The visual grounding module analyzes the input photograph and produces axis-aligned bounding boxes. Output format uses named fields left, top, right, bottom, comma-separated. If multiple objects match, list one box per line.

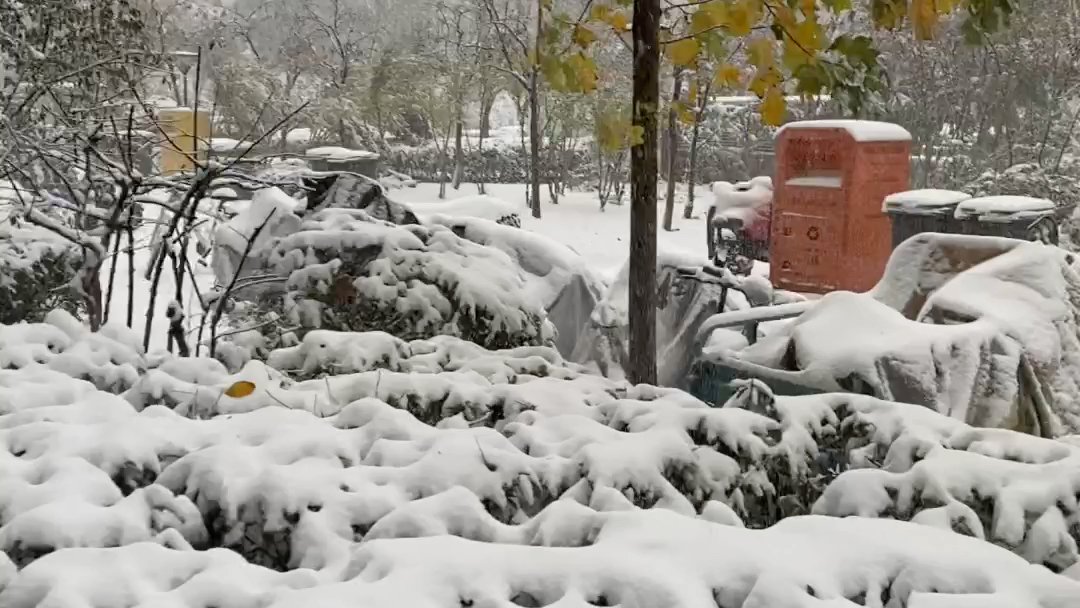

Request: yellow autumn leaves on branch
left=540, top=0, right=997, bottom=144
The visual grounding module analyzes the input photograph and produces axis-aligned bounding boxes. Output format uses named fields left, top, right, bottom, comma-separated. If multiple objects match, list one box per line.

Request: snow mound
left=406, top=194, right=525, bottom=227
left=424, top=216, right=605, bottom=355
left=4, top=319, right=1080, bottom=602
left=266, top=208, right=554, bottom=351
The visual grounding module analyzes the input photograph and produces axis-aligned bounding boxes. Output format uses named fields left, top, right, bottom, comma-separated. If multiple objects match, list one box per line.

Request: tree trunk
left=529, top=0, right=543, bottom=219
left=684, top=78, right=711, bottom=220
left=479, top=91, right=494, bottom=139
left=452, top=119, right=464, bottom=190
left=528, top=73, right=542, bottom=218
left=663, top=68, right=684, bottom=232
left=628, top=0, right=660, bottom=386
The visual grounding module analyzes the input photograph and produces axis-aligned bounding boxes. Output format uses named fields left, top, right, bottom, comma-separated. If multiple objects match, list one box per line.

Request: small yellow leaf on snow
left=224, top=380, right=256, bottom=398
left=666, top=38, right=700, bottom=67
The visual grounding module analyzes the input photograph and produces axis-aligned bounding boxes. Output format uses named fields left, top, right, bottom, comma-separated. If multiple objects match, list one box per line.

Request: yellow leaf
left=799, top=0, right=816, bottom=17
left=572, top=24, right=596, bottom=48
left=910, top=0, right=939, bottom=40
left=782, top=19, right=821, bottom=68
left=726, top=0, right=759, bottom=36
left=691, top=1, right=725, bottom=34
left=760, top=87, right=787, bottom=126
left=714, top=63, right=743, bottom=88
left=678, top=105, right=696, bottom=124
left=747, top=36, right=774, bottom=69
left=630, top=125, right=645, bottom=146
left=224, top=380, right=256, bottom=398
left=606, top=9, right=629, bottom=32
left=589, top=3, right=610, bottom=21
left=568, top=52, right=598, bottom=93
left=666, top=38, right=700, bottom=67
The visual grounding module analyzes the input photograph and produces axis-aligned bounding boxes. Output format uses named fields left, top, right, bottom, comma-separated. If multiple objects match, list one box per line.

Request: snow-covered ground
left=393, top=183, right=711, bottom=281
left=3, top=314, right=1080, bottom=607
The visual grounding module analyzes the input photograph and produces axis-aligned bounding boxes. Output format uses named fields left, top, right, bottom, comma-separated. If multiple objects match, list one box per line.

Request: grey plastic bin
left=954, top=195, right=1068, bottom=245
left=884, top=189, right=971, bottom=249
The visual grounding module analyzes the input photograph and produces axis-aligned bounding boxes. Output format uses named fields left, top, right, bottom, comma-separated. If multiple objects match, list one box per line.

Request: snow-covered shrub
left=266, top=208, right=554, bottom=352
left=0, top=221, right=82, bottom=325
left=5, top=317, right=1080, bottom=600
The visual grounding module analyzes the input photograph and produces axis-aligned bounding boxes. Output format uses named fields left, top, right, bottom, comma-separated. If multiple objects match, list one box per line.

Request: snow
left=286, top=128, right=313, bottom=145
left=778, top=119, right=913, bottom=142
left=404, top=193, right=525, bottom=223
left=393, top=184, right=710, bottom=280
left=2, top=326, right=1080, bottom=605
left=955, top=195, right=1056, bottom=221
left=306, top=147, right=379, bottom=160
left=884, top=189, right=972, bottom=213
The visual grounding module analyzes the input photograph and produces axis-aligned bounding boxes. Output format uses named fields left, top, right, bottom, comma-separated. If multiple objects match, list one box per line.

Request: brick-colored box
left=770, top=120, right=911, bottom=294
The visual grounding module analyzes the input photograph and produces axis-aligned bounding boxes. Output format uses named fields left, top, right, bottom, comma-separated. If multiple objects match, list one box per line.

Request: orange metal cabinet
left=770, top=120, right=911, bottom=294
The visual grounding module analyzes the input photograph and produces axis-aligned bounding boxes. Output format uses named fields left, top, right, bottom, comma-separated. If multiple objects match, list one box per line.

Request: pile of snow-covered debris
left=705, top=233, right=1080, bottom=437
left=208, top=185, right=604, bottom=363
left=2, top=311, right=1080, bottom=607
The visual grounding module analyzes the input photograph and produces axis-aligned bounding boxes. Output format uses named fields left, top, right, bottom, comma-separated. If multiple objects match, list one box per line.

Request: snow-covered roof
left=778, top=119, right=912, bottom=142
left=955, top=195, right=1055, bottom=220
left=883, top=189, right=972, bottom=214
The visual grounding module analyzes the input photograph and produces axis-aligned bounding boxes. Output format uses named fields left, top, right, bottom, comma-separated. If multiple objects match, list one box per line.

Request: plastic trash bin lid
left=955, top=195, right=1055, bottom=221
left=882, top=189, right=971, bottom=214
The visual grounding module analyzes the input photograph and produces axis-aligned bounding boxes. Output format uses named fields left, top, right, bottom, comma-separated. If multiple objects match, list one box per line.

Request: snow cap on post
left=777, top=119, right=912, bottom=143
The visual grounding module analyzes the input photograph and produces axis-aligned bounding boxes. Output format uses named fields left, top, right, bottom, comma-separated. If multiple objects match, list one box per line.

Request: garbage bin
left=305, top=147, right=381, bottom=178
left=954, top=195, right=1063, bottom=245
left=883, top=189, right=971, bottom=249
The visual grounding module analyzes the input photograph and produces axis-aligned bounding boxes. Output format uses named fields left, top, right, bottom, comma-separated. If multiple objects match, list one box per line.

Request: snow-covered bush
left=0, top=221, right=82, bottom=325
left=263, top=209, right=554, bottom=353
left=4, top=316, right=1080, bottom=604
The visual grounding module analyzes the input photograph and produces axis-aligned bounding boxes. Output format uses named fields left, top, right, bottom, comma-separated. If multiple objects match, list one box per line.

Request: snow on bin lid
left=882, top=189, right=971, bottom=214
left=777, top=119, right=912, bottom=142
left=955, top=195, right=1055, bottom=220
left=306, top=146, right=379, bottom=160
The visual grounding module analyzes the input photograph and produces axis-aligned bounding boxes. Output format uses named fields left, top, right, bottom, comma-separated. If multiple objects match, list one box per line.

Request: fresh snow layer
left=955, top=195, right=1056, bottom=220
left=2, top=313, right=1080, bottom=605
left=883, top=189, right=973, bottom=213
left=305, top=146, right=379, bottom=160
left=405, top=194, right=525, bottom=223
left=777, top=119, right=913, bottom=142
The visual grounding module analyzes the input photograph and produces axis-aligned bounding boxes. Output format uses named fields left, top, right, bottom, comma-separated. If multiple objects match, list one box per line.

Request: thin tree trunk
left=529, top=0, right=543, bottom=219
left=663, top=67, right=684, bottom=232
left=452, top=118, right=464, bottom=190
left=685, top=78, right=711, bottom=219
left=528, top=86, right=542, bottom=218
left=628, top=0, right=660, bottom=386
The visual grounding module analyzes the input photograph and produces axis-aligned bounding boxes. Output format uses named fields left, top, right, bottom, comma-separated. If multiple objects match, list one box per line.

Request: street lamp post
left=170, top=50, right=198, bottom=107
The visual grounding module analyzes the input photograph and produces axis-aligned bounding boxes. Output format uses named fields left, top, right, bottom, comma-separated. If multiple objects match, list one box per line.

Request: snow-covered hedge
left=264, top=208, right=554, bottom=352
left=0, top=221, right=82, bottom=325
left=3, top=317, right=1080, bottom=605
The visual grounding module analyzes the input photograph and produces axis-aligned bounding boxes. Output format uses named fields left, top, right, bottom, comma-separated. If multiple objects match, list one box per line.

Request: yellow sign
left=157, top=107, right=209, bottom=174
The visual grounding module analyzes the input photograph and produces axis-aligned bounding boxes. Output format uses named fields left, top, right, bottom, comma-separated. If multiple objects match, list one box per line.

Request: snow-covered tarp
left=706, top=233, right=1080, bottom=436
left=2, top=311, right=1080, bottom=605
left=424, top=215, right=605, bottom=357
